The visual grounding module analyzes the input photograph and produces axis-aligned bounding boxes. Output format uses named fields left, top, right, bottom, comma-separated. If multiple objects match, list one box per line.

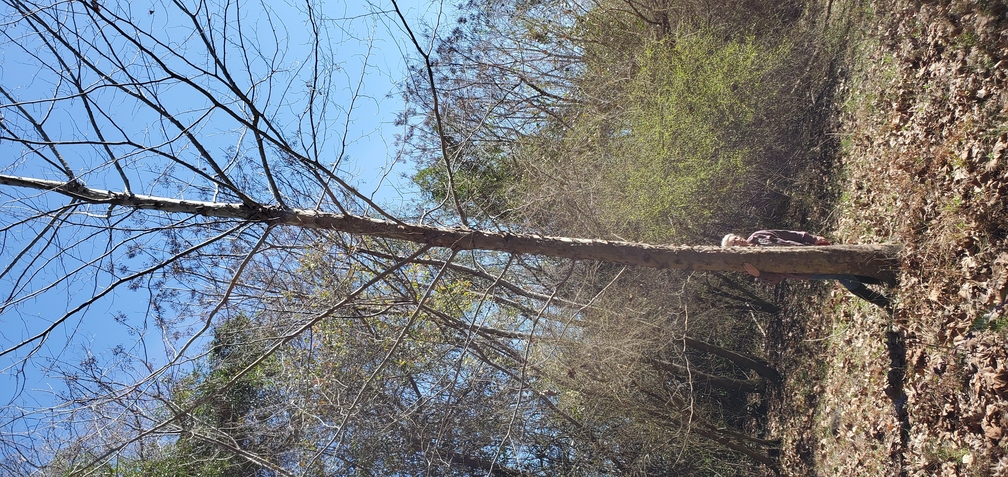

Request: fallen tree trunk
left=0, top=174, right=902, bottom=282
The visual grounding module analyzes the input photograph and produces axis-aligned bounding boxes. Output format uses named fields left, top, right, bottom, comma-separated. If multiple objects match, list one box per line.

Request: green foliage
left=41, top=315, right=279, bottom=477
left=111, top=446, right=232, bottom=477
left=148, top=314, right=280, bottom=477
left=453, top=1, right=833, bottom=472
left=413, top=146, right=519, bottom=220
left=513, top=27, right=796, bottom=242
left=601, top=33, right=787, bottom=240
left=359, top=0, right=845, bottom=472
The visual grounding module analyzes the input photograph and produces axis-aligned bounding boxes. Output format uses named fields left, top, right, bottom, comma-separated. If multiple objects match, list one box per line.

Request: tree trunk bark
left=646, top=357, right=766, bottom=393
left=709, top=272, right=781, bottom=314
left=682, top=336, right=782, bottom=383
left=0, top=174, right=901, bottom=281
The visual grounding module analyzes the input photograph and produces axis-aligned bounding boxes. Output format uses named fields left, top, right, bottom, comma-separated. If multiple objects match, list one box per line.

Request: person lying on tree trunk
left=721, top=230, right=892, bottom=310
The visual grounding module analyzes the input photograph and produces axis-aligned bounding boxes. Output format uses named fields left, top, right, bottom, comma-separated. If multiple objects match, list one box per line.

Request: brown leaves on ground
left=768, top=0, right=1008, bottom=475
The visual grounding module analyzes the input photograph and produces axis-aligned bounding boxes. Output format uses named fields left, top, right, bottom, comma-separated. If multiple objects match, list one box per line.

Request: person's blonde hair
left=721, top=234, right=745, bottom=247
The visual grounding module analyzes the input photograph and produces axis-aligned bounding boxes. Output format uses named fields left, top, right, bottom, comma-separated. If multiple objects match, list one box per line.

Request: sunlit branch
left=69, top=242, right=433, bottom=475
left=0, top=85, right=75, bottom=179
left=0, top=221, right=248, bottom=359
left=391, top=0, right=470, bottom=227
left=319, top=248, right=458, bottom=468
left=12, top=3, right=253, bottom=202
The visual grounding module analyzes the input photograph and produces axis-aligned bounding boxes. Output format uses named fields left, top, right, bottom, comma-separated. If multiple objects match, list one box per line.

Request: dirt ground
left=764, top=1, right=1008, bottom=475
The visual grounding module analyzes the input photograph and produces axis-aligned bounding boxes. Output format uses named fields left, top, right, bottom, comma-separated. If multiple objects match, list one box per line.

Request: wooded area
left=0, top=0, right=899, bottom=475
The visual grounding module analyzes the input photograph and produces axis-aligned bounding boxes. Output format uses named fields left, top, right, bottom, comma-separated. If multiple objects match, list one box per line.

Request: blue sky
left=0, top=0, right=451, bottom=456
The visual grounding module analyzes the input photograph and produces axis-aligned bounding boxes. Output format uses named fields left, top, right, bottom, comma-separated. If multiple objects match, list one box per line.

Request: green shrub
left=589, top=32, right=789, bottom=241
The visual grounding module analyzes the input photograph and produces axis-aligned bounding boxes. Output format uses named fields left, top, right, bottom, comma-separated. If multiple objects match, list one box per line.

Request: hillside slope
left=768, top=1, right=1008, bottom=475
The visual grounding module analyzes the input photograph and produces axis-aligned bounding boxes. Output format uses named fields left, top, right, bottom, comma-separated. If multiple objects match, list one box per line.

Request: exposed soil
left=764, top=0, right=1008, bottom=475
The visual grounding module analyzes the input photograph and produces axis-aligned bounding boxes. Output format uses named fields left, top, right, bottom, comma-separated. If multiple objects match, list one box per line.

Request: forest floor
left=763, top=0, right=1008, bottom=475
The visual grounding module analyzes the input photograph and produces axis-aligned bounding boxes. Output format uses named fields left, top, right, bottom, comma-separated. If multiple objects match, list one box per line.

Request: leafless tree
left=0, top=0, right=898, bottom=475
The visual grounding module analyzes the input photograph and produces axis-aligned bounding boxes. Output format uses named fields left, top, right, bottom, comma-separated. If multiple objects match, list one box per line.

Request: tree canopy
left=0, top=0, right=894, bottom=475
